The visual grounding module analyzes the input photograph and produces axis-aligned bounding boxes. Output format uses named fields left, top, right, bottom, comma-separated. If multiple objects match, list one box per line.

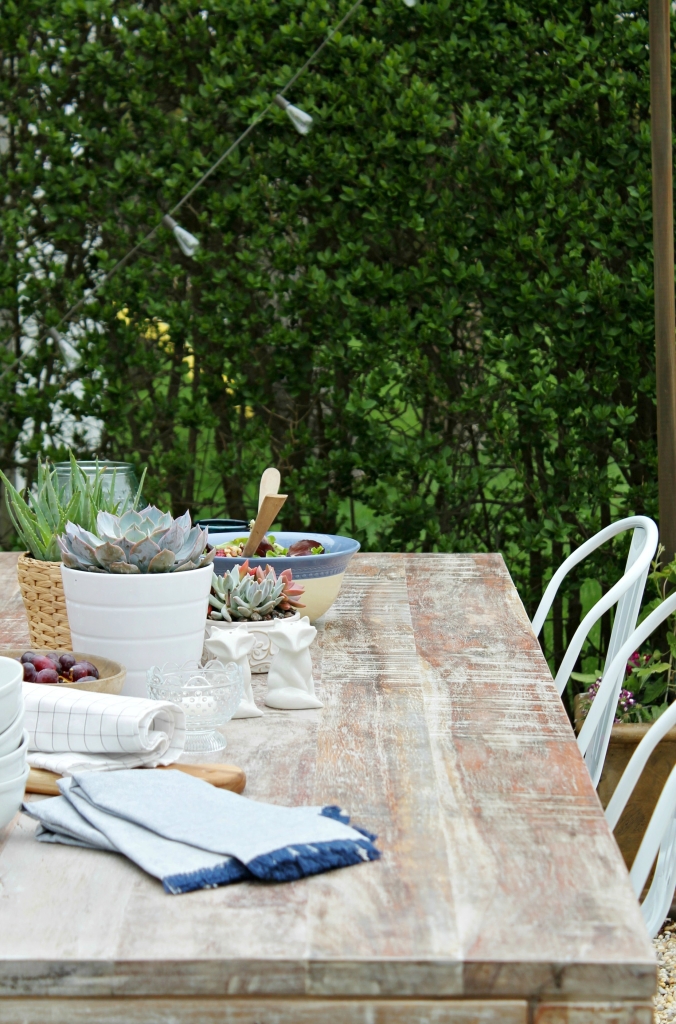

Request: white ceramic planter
left=61, top=564, right=213, bottom=698
left=205, top=613, right=300, bottom=674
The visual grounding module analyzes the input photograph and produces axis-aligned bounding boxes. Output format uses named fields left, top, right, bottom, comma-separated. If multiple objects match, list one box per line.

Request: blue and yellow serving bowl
left=208, top=531, right=360, bottom=623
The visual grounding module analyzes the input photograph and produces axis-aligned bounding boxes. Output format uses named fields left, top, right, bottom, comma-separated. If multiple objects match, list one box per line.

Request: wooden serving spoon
left=242, top=492, right=287, bottom=558
left=258, top=467, right=281, bottom=511
left=26, top=762, right=246, bottom=797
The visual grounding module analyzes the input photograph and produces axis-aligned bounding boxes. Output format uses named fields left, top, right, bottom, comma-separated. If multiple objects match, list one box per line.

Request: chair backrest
left=531, top=517, right=658, bottom=700
left=589, top=597, right=676, bottom=937
left=578, top=590, right=676, bottom=788
left=632, top=765, right=676, bottom=937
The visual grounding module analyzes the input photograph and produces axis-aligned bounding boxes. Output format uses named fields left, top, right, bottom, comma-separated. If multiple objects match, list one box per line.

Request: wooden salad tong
left=242, top=467, right=287, bottom=558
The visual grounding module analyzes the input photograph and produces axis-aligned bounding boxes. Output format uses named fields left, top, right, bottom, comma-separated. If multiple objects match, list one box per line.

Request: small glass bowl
left=147, top=660, right=243, bottom=753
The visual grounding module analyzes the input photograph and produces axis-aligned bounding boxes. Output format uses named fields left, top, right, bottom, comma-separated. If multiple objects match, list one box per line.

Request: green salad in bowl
left=213, top=535, right=325, bottom=558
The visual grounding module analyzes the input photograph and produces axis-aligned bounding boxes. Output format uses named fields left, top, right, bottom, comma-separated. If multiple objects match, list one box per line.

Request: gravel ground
left=655, top=921, right=676, bottom=1022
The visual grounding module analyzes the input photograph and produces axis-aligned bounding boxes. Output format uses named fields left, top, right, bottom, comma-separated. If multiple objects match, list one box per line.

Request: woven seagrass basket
left=16, top=552, right=72, bottom=649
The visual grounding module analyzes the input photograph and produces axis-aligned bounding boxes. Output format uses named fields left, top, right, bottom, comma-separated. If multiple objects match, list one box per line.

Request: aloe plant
left=0, top=452, right=146, bottom=562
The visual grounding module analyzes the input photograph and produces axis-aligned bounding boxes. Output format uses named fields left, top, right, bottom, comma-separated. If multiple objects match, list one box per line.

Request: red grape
left=20, top=651, right=38, bottom=665
left=33, top=655, right=57, bottom=673
left=71, top=661, right=100, bottom=681
left=22, top=663, right=37, bottom=682
left=35, top=668, right=60, bottom=685
left=74, top=676, right=98, bottom=683
left=58, top=653, right=77, bottom=673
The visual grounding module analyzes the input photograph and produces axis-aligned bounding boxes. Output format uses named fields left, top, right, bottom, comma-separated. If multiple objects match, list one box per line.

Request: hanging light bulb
left=162, top=214, right=200, bottom=257
left=47, top=325, right=74, bottom=363
left=274, top=94, right=313, bottom=136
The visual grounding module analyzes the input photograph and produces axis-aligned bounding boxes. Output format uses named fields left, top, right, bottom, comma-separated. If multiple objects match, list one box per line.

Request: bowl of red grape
left=3, top=650, right=126, bottom=694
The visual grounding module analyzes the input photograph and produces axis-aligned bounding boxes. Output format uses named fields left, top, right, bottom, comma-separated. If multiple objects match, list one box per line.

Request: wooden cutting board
left=26, top=762, right=246, bottom=797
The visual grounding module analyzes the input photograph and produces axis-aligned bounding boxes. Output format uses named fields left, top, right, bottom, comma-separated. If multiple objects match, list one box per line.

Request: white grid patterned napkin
left=23, top=682, right=185, bottom=774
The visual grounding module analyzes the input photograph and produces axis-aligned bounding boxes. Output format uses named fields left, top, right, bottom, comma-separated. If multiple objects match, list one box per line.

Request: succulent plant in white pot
left=206, top=562, right=305, bottom=674
left=59, top=507, right=215, bottom=697
left=208, top=562, right=304, bottom=622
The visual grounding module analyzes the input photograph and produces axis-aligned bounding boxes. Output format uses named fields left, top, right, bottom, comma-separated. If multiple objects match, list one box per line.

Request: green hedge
left=0, top=0, right=659, bottom=692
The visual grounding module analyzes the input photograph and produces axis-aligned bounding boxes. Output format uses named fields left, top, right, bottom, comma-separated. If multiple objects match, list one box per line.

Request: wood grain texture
left=0, top=552, right=656, bottom=1008
left=0, top=998, right=529, bottom=1024
left=533, top=1003, right=654, bottom=1024
left=25, top=762, right=246, bottom=796
left=402, top=554, right=653, bottom=976
left=0, top=553, right=31, bottom=648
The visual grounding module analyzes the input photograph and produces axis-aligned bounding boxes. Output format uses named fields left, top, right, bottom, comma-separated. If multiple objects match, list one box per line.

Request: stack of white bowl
left=0, top=657, right=28, bottom=830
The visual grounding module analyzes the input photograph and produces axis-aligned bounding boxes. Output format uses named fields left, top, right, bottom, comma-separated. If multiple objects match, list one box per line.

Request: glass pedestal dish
left=147, top=660, right=243, bottom=752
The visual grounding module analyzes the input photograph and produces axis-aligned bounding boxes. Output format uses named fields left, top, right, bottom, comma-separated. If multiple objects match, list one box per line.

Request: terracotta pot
left=574, top=694, right=676, bottom=871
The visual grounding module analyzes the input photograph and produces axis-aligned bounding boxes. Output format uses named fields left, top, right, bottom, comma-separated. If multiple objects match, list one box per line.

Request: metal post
left=651, top=0, right=676, bottom=560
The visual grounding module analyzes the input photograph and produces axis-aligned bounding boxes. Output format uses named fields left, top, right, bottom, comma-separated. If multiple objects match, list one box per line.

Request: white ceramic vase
left=204, top=612, right=301, bottom=674
left=61, top=564, right=213, bottom=698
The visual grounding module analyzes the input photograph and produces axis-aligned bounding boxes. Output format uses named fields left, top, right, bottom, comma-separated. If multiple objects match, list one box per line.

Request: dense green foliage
left=0, top=0, right=661, bottom=693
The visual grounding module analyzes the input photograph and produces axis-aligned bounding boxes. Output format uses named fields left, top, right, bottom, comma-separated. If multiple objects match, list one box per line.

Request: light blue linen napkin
left=23, top=769, right=379, bottom=893
left=24, top=783, right=248, bottom=888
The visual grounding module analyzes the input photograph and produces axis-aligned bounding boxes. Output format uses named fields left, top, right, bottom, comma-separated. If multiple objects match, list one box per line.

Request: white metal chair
left=532, top=517, right=658, bottom=786
left=578, top=591, right=676, bottom=937
left=532, top=517, right=658, bottom=694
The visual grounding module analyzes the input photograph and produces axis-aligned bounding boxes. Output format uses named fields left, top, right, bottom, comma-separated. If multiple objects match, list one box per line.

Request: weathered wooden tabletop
left=0, top=551, right=655, bottom=1024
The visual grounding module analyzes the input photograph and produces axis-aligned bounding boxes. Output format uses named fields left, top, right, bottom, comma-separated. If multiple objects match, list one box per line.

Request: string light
left=274, top=94, right=313, bottom=135
left=42, top=0, right=405, bottom=345
left=161, top=215, right=200, bottom=257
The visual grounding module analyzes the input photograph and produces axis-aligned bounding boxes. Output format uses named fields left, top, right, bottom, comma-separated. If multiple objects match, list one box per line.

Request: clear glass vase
left=54, top=460, right=143, bottom=509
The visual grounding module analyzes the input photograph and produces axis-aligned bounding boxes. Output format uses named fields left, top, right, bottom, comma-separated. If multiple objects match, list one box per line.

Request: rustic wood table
left=0, top=551, right=656, bottom=1023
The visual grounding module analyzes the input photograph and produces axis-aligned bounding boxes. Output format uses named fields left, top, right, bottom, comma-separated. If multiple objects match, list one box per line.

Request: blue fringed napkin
left=23, top=769, right=380, bottom=893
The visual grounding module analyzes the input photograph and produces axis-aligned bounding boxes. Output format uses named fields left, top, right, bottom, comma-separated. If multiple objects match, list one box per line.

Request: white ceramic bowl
left=0, top=656, right=23, bottom=688
left=0, top=657, right=23, bottom=733
left=210, top=531, right=360, bottom=622
left=0, top=766, right=29, bottom=831
left=0, top=709, right=25, bottom=758
left=0, top=731, right=28, bottom=784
